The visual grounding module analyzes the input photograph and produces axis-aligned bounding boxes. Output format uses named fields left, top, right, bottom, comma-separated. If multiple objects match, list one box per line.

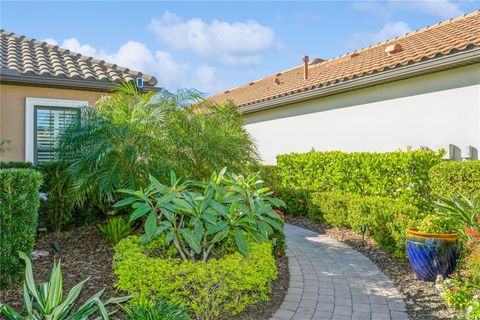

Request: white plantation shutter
left=34, top=107, right=79, bottom=163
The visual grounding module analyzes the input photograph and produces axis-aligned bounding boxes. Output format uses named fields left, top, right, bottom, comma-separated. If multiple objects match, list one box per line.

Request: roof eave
left=0, top=72, right=161, bottom=92
left=237, top=47, right=480, bottom=114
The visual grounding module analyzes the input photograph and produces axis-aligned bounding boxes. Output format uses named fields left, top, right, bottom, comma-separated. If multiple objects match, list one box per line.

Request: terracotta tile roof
left=0, top=30, right=157, bottom=86
left=209, top=11, right=480, bottom=108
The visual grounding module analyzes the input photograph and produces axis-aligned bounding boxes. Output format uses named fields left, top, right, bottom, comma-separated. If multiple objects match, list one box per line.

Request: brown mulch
left=0, top=225, right=289, bottom=320
left=285, top=216, right=462, bottom=320
left=0, top=225, right=123, bottom=316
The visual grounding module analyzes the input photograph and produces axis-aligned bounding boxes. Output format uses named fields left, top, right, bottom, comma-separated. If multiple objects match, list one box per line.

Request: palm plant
left=115, top=169, right=284, bottom=261
left=0, top=252, right=129, bottom=319
left=57, top=82, right=258, bottom=210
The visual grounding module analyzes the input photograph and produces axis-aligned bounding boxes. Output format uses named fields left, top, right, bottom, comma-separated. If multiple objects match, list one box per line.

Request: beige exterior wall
left=0, top=84, right=108, bottom=162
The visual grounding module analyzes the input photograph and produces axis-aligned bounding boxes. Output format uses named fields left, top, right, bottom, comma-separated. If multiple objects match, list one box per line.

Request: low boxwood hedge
left=0, top=168, right=42, bottom=288
left=309, top=192, right=419, bottom=258
left=113, top=235, right=277, bottom=320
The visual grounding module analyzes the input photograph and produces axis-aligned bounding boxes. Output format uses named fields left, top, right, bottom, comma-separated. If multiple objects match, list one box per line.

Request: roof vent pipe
left=303, top=55, right=309, bottom=80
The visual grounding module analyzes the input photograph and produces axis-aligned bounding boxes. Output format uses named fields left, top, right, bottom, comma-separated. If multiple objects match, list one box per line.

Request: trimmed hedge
left=429, top=160, right=480, bottom=199
left=0, top=161, right=103, bottom=231
left=309, top=192, right=419, bottom=258
left=114, top=236, right=277, bottom=320
left=276, top=150, right=443, bottom=210
left=0, top=169, right=42, bottom=288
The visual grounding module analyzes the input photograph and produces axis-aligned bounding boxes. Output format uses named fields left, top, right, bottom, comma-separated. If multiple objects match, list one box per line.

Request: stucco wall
left=0, top=84, right=107, bottom=162
left=244, top=64, right=480, bottom=164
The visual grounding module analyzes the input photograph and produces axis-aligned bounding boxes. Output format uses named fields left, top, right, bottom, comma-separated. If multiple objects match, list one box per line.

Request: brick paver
left=271, top=224, right=409, bottom=320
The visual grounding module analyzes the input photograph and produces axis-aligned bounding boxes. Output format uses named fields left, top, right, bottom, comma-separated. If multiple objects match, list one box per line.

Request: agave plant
left=0, top=252, right=129, bottom=319
left=115, top=168, right=285, bottom=261
left=434, top=193, right=480, bottom=236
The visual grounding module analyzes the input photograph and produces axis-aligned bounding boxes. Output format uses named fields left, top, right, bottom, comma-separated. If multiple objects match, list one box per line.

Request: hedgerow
left=309, top=192, right=419, bottom=258
left=276, top=150, right=443, bottom=210
left=429, top=160, right=480, bottom=199
left=0, top=169, right=42, bottom=288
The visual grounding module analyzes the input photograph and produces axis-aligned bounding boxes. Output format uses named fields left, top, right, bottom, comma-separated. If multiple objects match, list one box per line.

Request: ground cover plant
left=113, top=169, right=284, bottom=319
left=0, top=168, right=42, bottom=288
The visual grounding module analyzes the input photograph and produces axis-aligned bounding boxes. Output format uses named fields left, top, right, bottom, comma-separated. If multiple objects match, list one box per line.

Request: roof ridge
left=0, top=29, right=157, bottom=85
left=320, top=10, right=480, bottom=66
left=211, top=10, right=479, bottom=97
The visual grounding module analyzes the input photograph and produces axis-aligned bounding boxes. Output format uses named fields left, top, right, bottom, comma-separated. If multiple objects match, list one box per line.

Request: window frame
left=25, top=97, right=88, bottom=163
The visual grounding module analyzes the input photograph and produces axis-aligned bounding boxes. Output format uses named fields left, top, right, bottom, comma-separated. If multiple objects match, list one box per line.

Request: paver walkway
left=271, top=224, right=409, bottom=320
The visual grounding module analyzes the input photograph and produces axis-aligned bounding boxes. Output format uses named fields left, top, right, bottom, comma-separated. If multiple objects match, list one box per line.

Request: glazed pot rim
left=407, top=229, right=457, bottom=241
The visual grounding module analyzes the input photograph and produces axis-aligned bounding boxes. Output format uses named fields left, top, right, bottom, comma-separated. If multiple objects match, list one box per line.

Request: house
left=0, top=30, right=158, bottom=163
left=209, top=11, right=480, bottom=164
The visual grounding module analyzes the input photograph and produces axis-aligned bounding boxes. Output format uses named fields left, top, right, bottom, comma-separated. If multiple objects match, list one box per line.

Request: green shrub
left=308, top=191, right=351, bottom=225
left=35, top=162, right=76, bottom=231
left=98, top=216, right=133, bottom=245
left=0, top=162, right=35, bottom=169
left=309, top=191, right=419, bottom=258
left=416, top=214, right=457, bottom=234
left=114, top=236, right=277, bottom=320
left=276, top=150, right=443, bottom=210
left=274, top=187, right=310, bottom=217
left=430, top=161, right=480, bottom=199
left=0, top=169, right=42, bottom=288
left=125, top=299, right=190, bottom=320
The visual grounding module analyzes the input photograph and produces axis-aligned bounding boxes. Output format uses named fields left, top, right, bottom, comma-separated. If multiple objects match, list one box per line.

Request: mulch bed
left=286, top=216, right=461, bottom=320
left=0, top=225, right=289, bottom=320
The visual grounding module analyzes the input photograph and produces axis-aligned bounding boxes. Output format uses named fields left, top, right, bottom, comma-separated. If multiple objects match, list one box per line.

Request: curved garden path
left=271, top=224, right=409, bottom=320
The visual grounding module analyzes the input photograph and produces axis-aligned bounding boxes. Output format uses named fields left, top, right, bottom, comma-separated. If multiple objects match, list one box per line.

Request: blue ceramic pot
left=406, top=229, right=457, bottom=282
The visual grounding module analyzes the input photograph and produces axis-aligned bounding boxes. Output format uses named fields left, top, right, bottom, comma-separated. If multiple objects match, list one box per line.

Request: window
left=25, top=98, right=88, bottom=163
left=34, top=107, right=80, bottom=163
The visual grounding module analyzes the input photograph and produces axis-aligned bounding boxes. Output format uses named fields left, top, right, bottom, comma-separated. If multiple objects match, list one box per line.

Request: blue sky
left=2, top=1, right=479, bottom=95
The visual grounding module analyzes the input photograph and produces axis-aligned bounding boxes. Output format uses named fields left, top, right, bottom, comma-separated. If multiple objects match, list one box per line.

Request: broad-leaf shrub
left=430, top=161, right=480, bottom=199
left=276, top=150, right=443, bottom=210
left=115, top=169, right=285, bottom=261
left=114, top=236, right=276, bottom=320
left=309, top=192, right=419, bottom=257
left=0, top=169, right=42, bottom=288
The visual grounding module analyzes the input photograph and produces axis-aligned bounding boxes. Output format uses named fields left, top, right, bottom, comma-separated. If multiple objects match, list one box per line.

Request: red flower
left=465, top=228, right=479, bottom=237
left=450, top=287, right=458, bottom=291
left=275, top=210, right=285, bottom=219
left=449, top=273, right=457, bottom=278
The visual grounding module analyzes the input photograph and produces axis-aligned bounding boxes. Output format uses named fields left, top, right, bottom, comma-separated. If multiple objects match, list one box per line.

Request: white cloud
left=148, top=12, right=278, bottom=65
left=349, top=21, right=412, bottom=48
left=41, top=37, right=221, bottom=92
left=61, top=38, right=98, bottom=56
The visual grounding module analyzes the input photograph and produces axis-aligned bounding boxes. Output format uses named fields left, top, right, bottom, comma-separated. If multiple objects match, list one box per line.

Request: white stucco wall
left=244, top=64, right=480, bottom=164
